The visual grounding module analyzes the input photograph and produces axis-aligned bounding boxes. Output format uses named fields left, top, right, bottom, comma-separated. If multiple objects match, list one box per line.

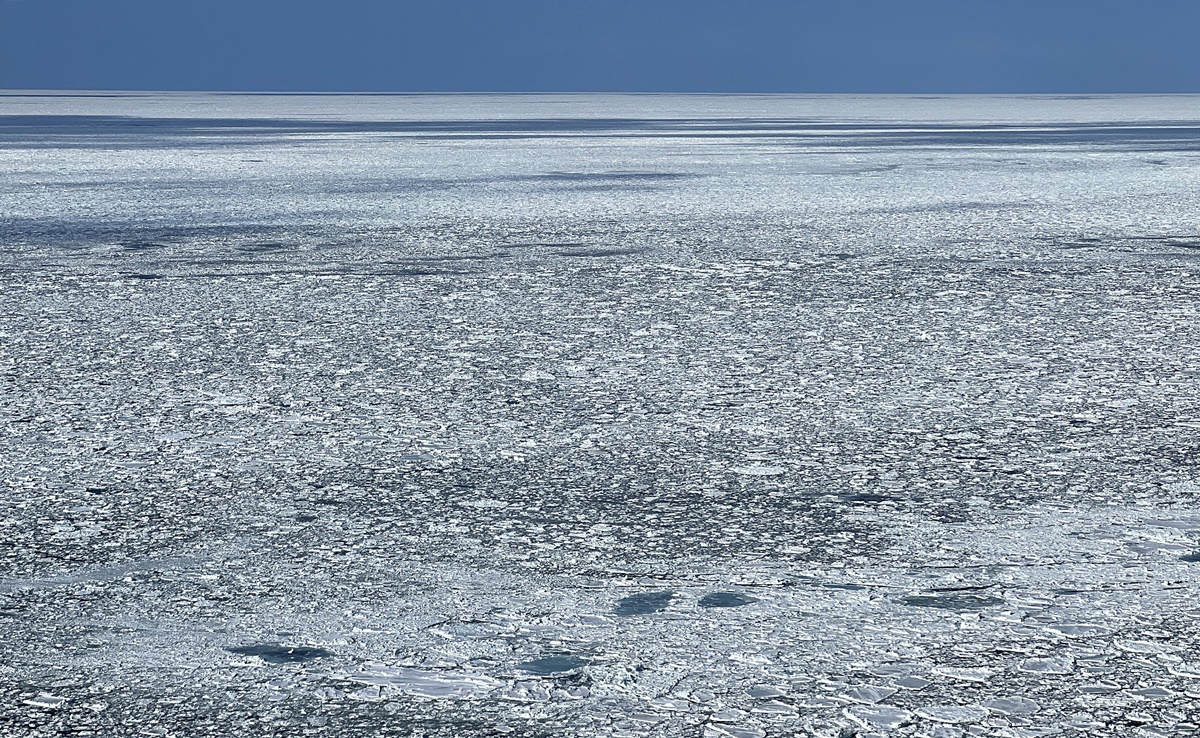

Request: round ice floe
left=704, top=724, right=765, bottom=738
left=1018, top=656, right=1074, bottom=674
left=981, top=696, right=1040, bottom=716
left=845, top=704, right=914, bottom=730
left=916, top=705, right=988, bottom=724
left=519, top=368, right=556, bottom=382
left=1116, top=639, right=1180, bottom=654
left=931, top=666, right=993, bottom=682
left=746, top=684, right=787, bottom=699
left=1045, top=623, right=1114, bottom=639
left=339, top=666, right=501, bottom=699
left=1127, top=686, right=1174, bottom=700
left=751, top=700, right=798, bottom=717
left=1168, top=662, right=1200, bottom=678
left=731, top=465, right=785, bottom=476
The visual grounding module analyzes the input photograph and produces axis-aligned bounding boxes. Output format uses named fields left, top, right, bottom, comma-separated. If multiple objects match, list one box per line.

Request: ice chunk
left=731, top=465, right=785, bottom=476
left=845, top=704, right=914, bottom=730
left=1127, top=686, right=1174, bottom=700
left=704, top=725, right=765, bottom=738
left=340, top=666, right=501, bottom=699
left=751, top=701, right=798, bottom=717
left=916, top=705, right=988, bottom=724
left=520, top=368, right=556, bottom=382
left=982, top=697, right=1040, bottom=715
left=746, top=685, right=787, bottom=699
left=1018, top=656, right=1073, bottom=674
left=895, top=676, right=932, bottom=690
left=1045, top=624, right=1114, bottom=639
left=23, top=694, right=66, bottom=709
left=843, top=685, right=898, bottom=704
left=1115, top=640, right=1180, bottom=654
left=931, top=666, right=994, bottom=682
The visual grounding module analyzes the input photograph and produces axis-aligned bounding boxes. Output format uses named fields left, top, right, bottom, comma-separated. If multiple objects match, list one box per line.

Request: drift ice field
left=3, top=92, right=1200, bottom=737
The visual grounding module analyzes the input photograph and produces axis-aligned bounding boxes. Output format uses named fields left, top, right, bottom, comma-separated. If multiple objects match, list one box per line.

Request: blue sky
left=2, top=0, right=1198, bottom=92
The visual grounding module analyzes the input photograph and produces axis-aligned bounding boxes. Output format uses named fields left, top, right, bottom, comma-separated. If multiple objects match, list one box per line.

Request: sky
left=1, top=0, right=1199, bottom=93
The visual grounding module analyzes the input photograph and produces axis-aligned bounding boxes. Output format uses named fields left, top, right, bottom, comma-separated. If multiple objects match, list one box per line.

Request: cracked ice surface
left=4, top=92, right=1200, bottom=736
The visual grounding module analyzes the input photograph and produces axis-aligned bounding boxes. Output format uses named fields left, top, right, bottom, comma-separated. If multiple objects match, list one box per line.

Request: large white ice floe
left=335, top=665, right=502, bottom=699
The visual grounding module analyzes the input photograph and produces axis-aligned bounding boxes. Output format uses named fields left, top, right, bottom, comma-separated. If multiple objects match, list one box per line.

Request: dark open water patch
left=516, top=655, right=590, bottom=675
left=556, top=247, right=647, bottom=258
left=900, top=593, right=1004, bottom=611
left=698, top=591, right=757, bottom=608
left=614, top=590, right=674, bottom=616
left=1180, top=551, right=1200, bottom=562
left=227, top=643, right=332, bottom=663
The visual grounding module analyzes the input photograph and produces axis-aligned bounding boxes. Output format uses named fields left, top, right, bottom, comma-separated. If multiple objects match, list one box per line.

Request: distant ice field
left=3, top=93, right=1200, bottom=737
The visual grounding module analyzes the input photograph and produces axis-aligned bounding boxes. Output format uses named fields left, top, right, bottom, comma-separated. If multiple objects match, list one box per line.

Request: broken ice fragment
left=23, top=694, right=66, bottom=709
left=614, top=590, right=674, bottom=616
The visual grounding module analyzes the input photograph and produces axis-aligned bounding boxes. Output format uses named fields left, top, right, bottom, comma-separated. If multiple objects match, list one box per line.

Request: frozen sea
left=3, top=92, right=1200, bottom=737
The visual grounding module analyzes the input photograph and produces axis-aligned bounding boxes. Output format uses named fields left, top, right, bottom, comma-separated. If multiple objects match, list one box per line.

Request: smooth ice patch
left=339, top=666, right=501, bottom=699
